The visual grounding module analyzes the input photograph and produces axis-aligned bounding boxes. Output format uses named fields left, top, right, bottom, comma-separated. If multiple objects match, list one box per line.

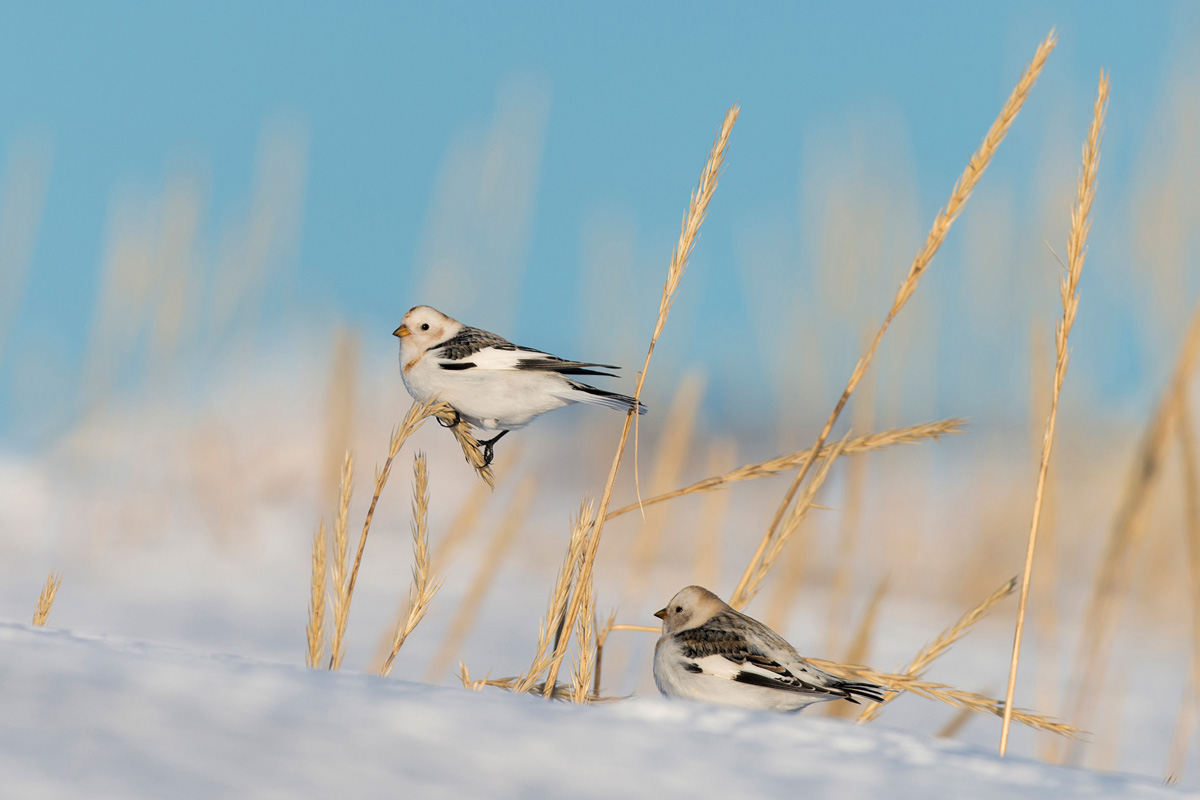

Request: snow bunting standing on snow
left=653, top=586, right=886, bottom=712
left=393, top=305, right=646, bottom=465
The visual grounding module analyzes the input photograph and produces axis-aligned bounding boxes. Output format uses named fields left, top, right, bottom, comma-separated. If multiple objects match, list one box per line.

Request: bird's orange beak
left=393, top=325, right=410, bottom=338
left=654, top=608, right=667, bottom=620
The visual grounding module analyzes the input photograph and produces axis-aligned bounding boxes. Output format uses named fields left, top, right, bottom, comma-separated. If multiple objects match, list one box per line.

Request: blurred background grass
left=3, top=1, right=1200, bottom=784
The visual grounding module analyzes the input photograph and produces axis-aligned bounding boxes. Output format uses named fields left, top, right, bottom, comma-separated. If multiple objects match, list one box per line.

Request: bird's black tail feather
left=567, top=381, right=648, bottom=415
left=840, top=680, right=887, bottom=704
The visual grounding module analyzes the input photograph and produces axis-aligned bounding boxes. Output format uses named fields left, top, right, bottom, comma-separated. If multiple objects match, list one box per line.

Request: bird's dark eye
left=675, top=606, right=682, bottom=613
left=421, top=323, right=430, bottom=331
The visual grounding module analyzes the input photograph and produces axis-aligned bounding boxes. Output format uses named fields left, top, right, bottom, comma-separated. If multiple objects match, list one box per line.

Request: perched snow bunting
left=653, top=586, right=886, bottom=712
left=393, top=305, right=646, bottom=464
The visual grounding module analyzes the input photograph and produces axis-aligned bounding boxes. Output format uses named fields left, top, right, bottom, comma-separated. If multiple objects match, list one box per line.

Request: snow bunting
left=393, top=305, right=646, bottom=464
left=653, top=586, right=886, bottom=712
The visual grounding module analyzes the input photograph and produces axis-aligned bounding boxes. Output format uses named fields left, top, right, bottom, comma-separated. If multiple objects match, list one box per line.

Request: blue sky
left=1, top=2, right=1198, bottom=442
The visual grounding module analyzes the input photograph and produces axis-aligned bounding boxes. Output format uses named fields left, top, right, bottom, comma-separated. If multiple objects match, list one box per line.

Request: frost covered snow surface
left=0, top=624, right=1186, bottom=799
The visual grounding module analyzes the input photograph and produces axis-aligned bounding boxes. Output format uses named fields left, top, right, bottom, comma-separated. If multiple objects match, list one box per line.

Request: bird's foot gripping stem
left=478, top=430, right=509, bottom=467
left=437, top=408, right=462, bottom=428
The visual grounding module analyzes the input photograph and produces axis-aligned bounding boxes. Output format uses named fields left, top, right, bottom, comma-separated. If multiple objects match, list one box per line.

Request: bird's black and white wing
left=430, top=326, right=621, bottom=377
left=673, top=613, right=885, bottom=704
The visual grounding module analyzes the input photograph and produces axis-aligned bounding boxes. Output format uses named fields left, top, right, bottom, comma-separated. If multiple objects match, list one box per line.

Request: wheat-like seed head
left=381, top=451, right=445, bottom=677
left=306, top=521, right=327, bottom=668
left=32, top=570, right=63, bottom=627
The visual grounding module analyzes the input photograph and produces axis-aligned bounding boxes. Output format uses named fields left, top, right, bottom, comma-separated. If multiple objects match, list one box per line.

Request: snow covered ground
left=1, top=357, right=1197, bottom=797
left=1, top=622, right=1188, bottom=799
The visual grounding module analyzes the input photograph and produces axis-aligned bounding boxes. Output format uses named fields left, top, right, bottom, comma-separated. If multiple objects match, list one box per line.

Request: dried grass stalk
left=328, top=454, right=354, bottom=670
left=380, top=453, right=444, bottom=676
left=31, top=570, right=62, bottom=627
left=606, top=418, right=964, bottom=521
left=516, top=500, right=595, bottom=694
left=541, top=105, right=740, bottom=698
left=733, top=432, right=850, bottom=609
left=731, top=30, right=1056, bottom=607
left=808, top=658, right=1079, bottom=737
left=1165, top=394, right=1200, bottom=780
left=1028, top=318, right=1064, bottom=761
left=858, top=577, right=1017, bottom=723
left=328, top=398, right=445, bottom=670
left=999, top=70, right=1108, bottom=756
left=423, top=478, right=535, bottom=681
left=306, top=521, right=327, bottom=668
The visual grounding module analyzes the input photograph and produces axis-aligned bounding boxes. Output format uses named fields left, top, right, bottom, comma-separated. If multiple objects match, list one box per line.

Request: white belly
left=653, top=638, right=829, bottom=712
left=402, top=360, right=572, bottom=430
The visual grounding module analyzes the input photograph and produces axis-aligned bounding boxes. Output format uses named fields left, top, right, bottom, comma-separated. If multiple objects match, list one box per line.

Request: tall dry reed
left=730, top=30, right=1057, bottom=610
left=999, top=71, right=1109, bottom=756
left=540, top=105, right=740, bottom=697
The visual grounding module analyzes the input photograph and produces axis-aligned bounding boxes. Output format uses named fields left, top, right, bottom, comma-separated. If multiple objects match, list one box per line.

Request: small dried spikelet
left=306, top=521, right=327, bottom=668
left=32, top=571, right=62, bottom=627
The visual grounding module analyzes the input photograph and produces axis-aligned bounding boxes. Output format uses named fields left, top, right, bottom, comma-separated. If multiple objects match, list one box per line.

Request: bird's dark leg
left=479, top=430, right=509, bottom=467
left=437, top=408, right=462, bottom=428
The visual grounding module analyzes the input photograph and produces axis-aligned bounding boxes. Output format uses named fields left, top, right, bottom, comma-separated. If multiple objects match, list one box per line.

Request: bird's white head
left=393, top=305, right=459, bottom=357
left=654, top=585, right=729, bottom=635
